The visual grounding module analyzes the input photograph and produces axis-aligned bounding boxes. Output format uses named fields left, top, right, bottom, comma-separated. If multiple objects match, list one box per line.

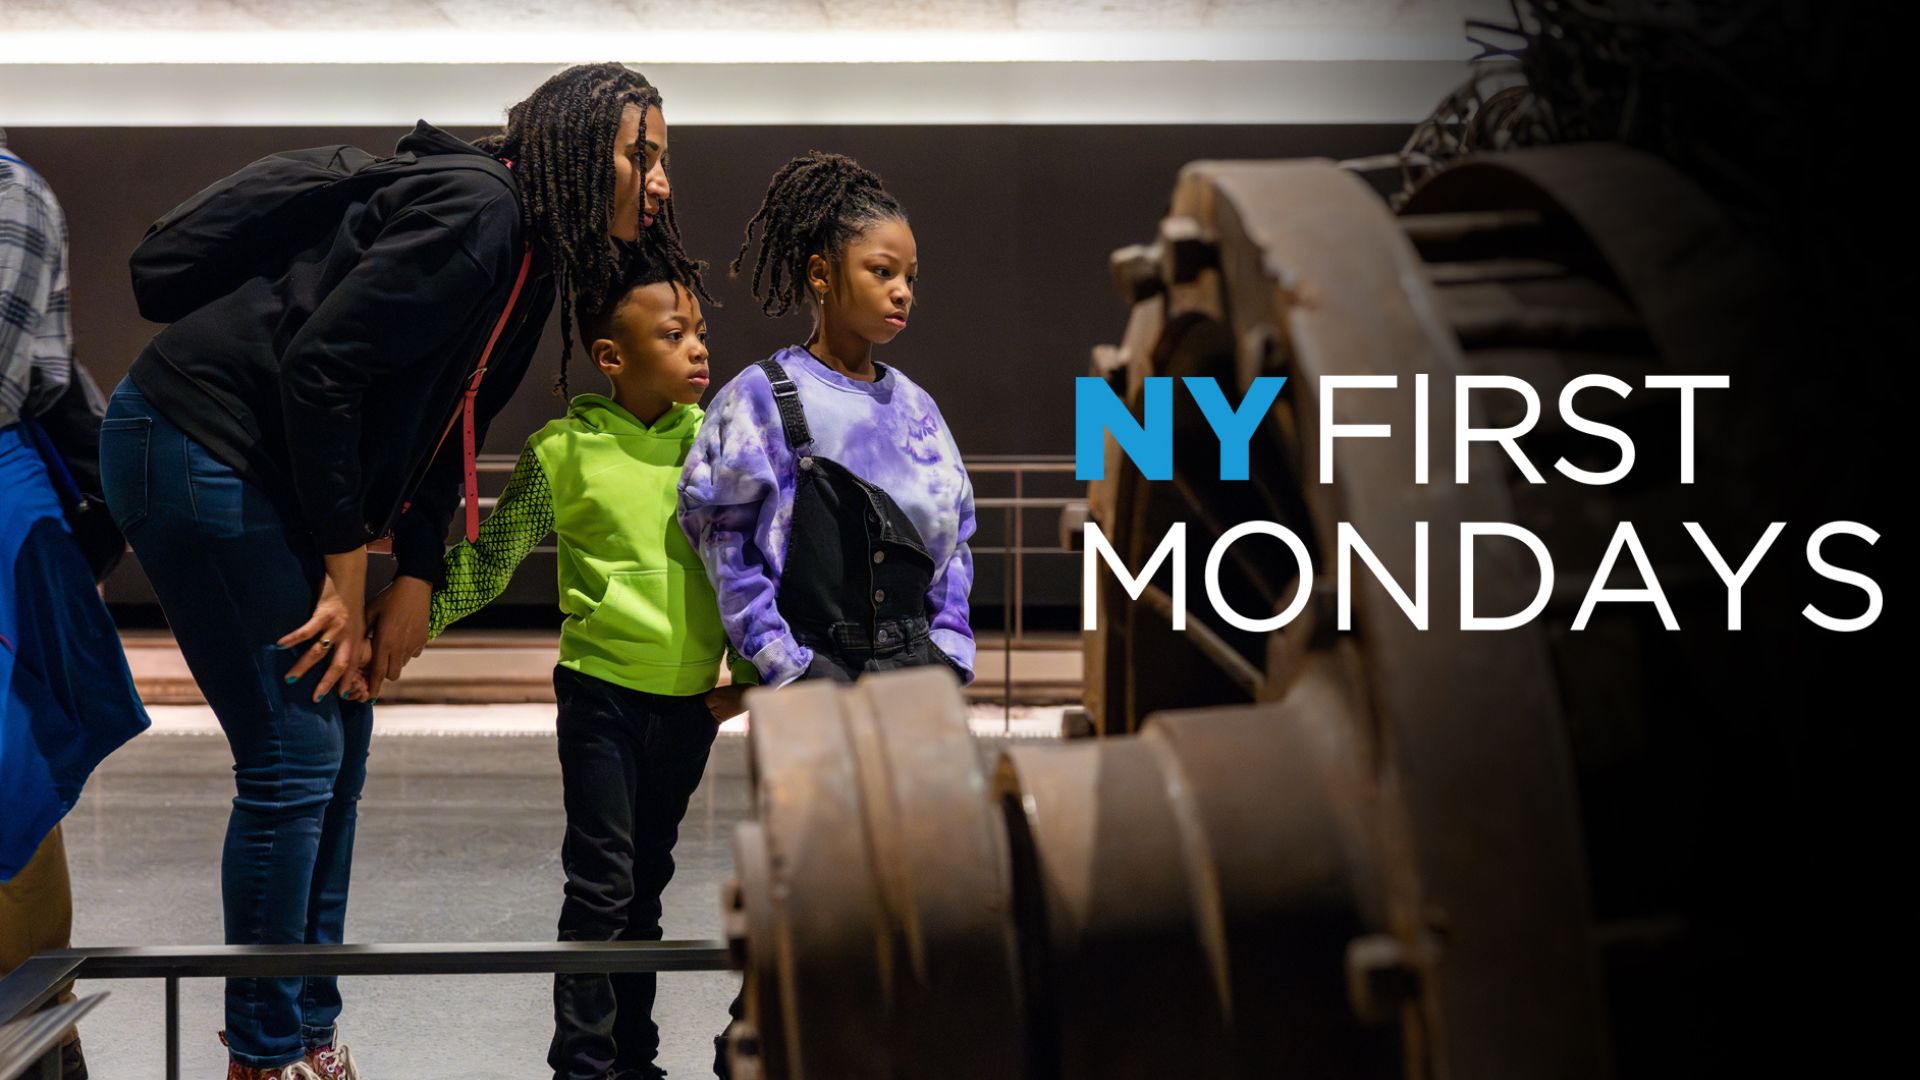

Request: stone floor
left=62, top=731, right=748, bottom=1080
left=57, top=707, right=1054, bottom=1079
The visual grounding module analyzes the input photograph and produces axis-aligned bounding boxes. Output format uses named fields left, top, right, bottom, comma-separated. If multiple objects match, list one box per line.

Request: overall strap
left=756, top=356, right=814, bottom=452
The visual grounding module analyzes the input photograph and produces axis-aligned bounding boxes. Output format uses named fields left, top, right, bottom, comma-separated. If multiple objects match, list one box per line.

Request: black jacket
left=129, top=121, right=555, bottom=584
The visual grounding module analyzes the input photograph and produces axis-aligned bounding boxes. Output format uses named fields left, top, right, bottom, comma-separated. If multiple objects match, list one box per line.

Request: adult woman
left=99, top=62, right=703, bottom=1080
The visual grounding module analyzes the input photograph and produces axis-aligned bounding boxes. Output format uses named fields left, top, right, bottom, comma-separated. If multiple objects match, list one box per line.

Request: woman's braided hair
left=730, top=151, right=905, bottom=318
left=476, top=62, right=711, bottom=395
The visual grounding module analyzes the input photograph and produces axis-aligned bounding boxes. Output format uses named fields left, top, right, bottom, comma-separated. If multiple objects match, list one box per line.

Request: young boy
left=427, top=251, right=754, bottom=1080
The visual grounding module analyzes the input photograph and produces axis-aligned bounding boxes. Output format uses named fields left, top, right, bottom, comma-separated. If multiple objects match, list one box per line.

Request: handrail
left=0, top=940, right=730, bottom=1080
left=470, top=454, right=1078, bottom=474
left=452, top=455, right=1087, bottom=723
left=0, top=995, right=101, bottom=1080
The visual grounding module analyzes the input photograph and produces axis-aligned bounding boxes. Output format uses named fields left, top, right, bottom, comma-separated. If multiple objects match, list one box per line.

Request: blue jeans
left=99, top=381, right=372, bottom=1068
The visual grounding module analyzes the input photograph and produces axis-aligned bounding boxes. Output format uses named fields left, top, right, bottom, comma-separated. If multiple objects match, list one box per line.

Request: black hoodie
left=129, top=121, right=556, bottom=585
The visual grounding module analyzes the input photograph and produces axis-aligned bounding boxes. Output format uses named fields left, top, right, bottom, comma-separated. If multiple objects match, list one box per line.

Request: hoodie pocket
left=582, top=570, right=673, bottom=652
left=579, top=568, right=724, bottom=664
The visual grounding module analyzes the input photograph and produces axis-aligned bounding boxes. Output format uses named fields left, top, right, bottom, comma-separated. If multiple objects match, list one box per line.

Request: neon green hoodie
left=428, top=394, right=756, bottom=696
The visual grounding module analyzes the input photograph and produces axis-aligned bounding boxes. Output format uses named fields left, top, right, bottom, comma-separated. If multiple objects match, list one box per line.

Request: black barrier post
left=164, top=976, right=179, bottom=1080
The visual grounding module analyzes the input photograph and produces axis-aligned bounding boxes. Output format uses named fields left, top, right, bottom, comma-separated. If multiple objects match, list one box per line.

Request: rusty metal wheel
left=1079, top=144, right=1791, bottom=1077
left=997, top=661, right=1392, bottom=1080
left=725, top=668, right=1028, bottom=1080
left=1091, top=155, right=1608, bottom=1078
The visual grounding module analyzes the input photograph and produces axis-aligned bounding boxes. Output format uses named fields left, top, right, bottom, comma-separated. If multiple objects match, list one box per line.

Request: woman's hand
left=278, top=547, right=369, bottom=703
left=364, top=575, right=434, bottom=700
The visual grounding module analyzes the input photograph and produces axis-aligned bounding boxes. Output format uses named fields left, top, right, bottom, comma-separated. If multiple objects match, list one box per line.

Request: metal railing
left=965, top=457, right=1082, bottom=726
left=0, top=941, right=730, bottom=1080
left=0, top=995, right=99, bottom=1080
left=467, top=454, right=1084, bottom=636
left=465, top=453, right=1089, bottom=723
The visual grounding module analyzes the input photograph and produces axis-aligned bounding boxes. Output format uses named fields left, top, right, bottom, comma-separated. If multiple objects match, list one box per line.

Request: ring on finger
left=319, top=638, right=334, bottom=650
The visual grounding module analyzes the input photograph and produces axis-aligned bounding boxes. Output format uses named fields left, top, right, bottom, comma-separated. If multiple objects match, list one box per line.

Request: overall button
left=799, top=456, right=815, bottom=470
left=872, top=551, right=886, bottom=564
left=873, top=589, right=886, bottom=603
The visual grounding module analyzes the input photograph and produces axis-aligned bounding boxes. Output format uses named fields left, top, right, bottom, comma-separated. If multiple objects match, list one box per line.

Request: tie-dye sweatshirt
left=677, top=345, right=976, bottom=687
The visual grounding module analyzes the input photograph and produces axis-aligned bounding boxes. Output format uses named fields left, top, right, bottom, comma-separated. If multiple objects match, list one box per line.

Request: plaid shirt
left=0, top=132, right=73, bottom=430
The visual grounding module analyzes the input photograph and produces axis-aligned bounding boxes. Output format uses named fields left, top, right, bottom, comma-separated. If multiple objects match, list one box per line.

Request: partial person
left=1, top=130, right=151, bottom=1080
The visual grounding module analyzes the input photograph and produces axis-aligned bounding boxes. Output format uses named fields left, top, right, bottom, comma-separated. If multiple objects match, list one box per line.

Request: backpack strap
left=756, top=356, right=813, bottom=453
left=421, top=246, right=533, bottom=544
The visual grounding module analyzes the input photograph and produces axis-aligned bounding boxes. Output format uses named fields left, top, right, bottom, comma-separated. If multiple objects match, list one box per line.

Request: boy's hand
left=364, top=575, right=434, bottom=700
left=706, top=683, right=749, bottom=725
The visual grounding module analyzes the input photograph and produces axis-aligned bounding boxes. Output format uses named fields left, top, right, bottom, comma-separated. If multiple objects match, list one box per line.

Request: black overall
left=712, top=356, right=958, bottom=1079
left=759, top=356, right=958, bottom=681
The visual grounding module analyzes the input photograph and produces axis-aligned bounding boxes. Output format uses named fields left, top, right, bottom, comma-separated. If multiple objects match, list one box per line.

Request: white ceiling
left=7, top=1, right=1507, bottom=38
left=0, top=1, right=1504, bottom=125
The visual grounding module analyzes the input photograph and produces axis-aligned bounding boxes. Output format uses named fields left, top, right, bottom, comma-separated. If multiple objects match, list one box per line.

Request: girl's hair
left=476, top=62, right=711, bottom=395
left=730, top=151, right=906, bottom=318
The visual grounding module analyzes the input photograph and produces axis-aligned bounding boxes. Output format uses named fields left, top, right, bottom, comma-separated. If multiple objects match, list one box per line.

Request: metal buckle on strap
left=770, top=380, right=800, bottom=397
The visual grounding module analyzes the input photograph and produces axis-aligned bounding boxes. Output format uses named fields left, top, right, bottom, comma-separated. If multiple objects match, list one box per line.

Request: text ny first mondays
left=1075, top=375, right=1883, bottom=634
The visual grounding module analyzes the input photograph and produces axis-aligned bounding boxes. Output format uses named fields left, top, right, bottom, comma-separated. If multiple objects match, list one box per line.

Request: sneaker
left=224, top=1061, right=323, bottom=1080
left=220, top=1033, right=326, bottom=1080
left=304, top=1042, right=363, bottom=1080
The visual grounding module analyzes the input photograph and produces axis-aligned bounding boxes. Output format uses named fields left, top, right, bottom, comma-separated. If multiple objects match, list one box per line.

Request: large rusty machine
left=717, top=4, right=1873, bottom=1073
left=716, top=143, right=1812, bottom=1079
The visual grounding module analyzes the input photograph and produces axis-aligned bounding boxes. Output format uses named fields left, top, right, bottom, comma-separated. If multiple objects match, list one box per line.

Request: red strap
left=422, top=248, right=532, bottom=543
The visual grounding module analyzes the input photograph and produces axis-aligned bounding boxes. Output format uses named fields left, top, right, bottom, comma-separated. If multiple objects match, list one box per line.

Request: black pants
left=551, top=665, right=718, bottom=1080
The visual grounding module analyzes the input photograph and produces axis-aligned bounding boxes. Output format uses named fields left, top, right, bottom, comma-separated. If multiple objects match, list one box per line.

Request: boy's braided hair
left=730, top=151, right=905, bottom=318
left=575, top=242, right=695, bottom=351
left=475, top=62, right=711, bottom=396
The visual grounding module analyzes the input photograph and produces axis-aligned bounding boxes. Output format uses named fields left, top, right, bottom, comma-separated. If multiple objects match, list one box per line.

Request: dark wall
left=7, top=123, right=1405, bottom=458
left=7, top=123, right=1406, bottom=621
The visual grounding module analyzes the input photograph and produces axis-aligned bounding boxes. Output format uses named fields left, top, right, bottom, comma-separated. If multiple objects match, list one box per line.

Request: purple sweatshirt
left=678, top=345, right=977, bottom=686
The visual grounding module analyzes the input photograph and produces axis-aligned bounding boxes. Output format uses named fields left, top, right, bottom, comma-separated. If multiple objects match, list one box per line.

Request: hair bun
left=732, top=149, right=905, bottom=318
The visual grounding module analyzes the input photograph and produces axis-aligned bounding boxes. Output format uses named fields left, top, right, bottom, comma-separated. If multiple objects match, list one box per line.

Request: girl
left=98, top=63, right=702, bottom=1080
left=680, top=151, right=976, bottom=690
left=679, top=150, right=977, bottom=1079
